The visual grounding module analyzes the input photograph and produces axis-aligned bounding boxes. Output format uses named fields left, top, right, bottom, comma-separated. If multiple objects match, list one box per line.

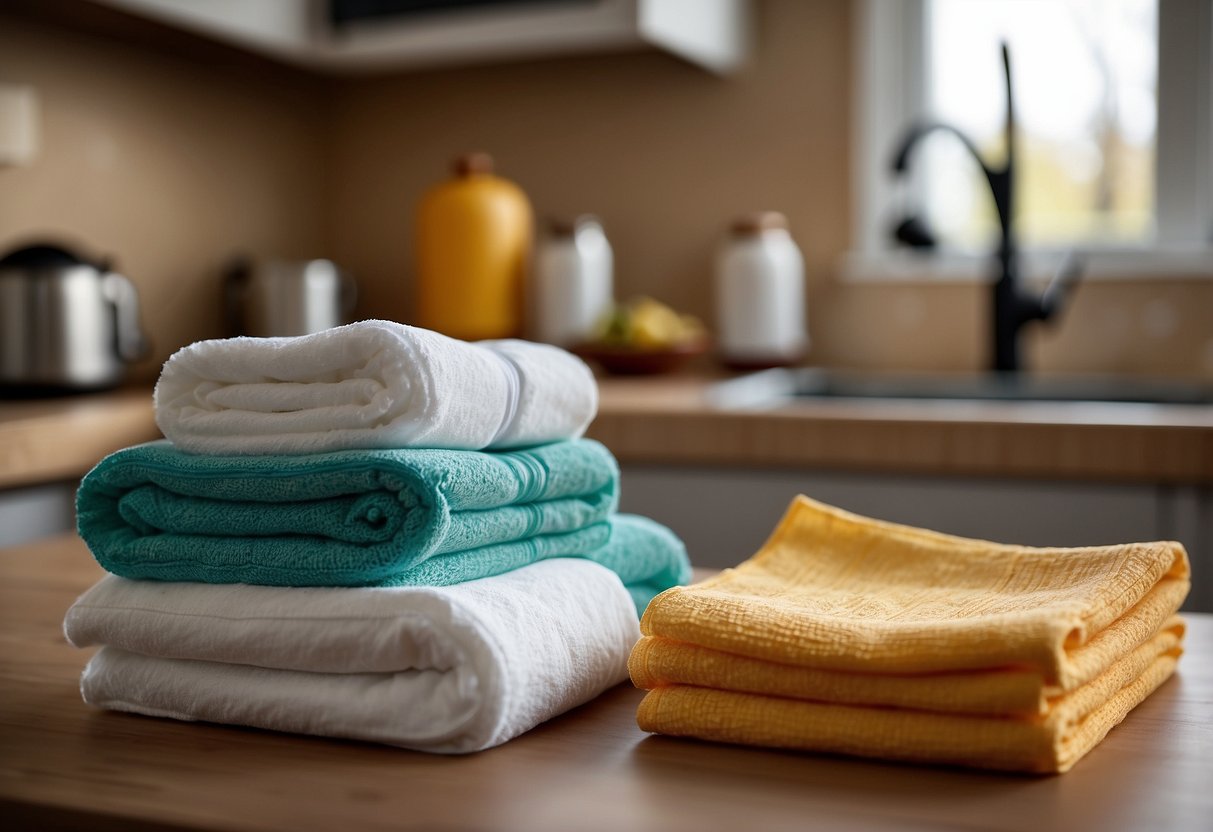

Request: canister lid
left=549, top=215, right=602, bottom=236
left=453, top=152, right=494, bottom=176
left=731, top=211, right=789, bottom=236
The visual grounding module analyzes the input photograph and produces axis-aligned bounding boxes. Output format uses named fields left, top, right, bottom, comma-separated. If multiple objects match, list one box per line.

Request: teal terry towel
left=77, top=439, right=624, bottom=589
left=593, top=515, right=692, bottom=615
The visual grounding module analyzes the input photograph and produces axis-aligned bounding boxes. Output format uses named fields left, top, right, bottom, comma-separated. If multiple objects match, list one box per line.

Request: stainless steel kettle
left=0, top=243, right=149, bottom=392
left=224, top=258, right=357, bottom=338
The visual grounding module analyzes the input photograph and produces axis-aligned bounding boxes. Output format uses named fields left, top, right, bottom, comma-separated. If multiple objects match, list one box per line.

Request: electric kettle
left=0, top=243, right=149, bottom=392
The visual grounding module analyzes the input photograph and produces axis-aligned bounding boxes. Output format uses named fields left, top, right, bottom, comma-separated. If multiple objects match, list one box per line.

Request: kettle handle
left=102, top=272, right=150, bottom=362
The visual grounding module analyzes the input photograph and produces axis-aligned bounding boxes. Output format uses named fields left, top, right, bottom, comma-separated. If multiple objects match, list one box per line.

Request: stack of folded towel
left=66, top=320, right=691, bottom=753
left=631, top=495, right=1189, bottom=773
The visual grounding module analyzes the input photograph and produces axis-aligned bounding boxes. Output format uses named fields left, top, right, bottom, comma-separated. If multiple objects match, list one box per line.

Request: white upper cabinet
left=91, top=0, right=751, bottom=75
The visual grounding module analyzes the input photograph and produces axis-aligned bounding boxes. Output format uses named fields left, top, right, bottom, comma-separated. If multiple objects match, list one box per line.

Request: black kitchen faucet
left=890, top=43, right=1081, bottom=373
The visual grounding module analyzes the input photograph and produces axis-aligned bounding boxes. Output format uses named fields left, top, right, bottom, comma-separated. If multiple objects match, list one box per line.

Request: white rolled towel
left=64, top=558, right=639, bottom=753
left=154, top=319, right=598, bottom=454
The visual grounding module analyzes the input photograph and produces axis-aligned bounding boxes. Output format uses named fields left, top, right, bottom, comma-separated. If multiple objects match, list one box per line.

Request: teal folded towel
left=592, top=515, right=692, bottom=615
left=78, top=439, right=618, bottom=586
left=385, top=513, right=689, bottom=614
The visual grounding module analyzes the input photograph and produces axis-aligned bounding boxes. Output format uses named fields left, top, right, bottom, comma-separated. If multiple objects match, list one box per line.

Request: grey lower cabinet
left=618, top=465, right=1213, bottom=613
left=0, top=482, right=77, bottom=548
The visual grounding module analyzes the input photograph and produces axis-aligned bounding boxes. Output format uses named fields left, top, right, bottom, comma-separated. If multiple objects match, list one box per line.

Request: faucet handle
left=1040, top=251, right=1082, bottom=321
left=892, top=215, right=937, bottom=250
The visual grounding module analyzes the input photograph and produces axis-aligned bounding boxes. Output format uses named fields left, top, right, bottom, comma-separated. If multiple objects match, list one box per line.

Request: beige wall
left=816, top=277, right=1213, bottom=378
left=4, top=0, right=1210, bottom=381
left=0, top=12, right=329, bottom=381
left=328, top=0, right=852, bottom=349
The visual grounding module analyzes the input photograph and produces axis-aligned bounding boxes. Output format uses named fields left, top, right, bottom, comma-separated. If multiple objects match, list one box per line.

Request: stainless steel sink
left=709, top=368, right=1213, bottom=407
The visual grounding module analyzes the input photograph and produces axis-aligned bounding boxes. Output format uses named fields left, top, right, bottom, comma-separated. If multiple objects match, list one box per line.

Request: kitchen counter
left=1, top=375, right=1210, bottom=490
left=0, top=388, right=159, bottom=490
left=589, top=374, right=1213, bottom=484
left=1, top=533, right=1211, bottom=832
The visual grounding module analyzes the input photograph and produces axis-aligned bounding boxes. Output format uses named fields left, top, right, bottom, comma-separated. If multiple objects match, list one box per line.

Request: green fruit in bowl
left=596, top=306, right=633, bottom=347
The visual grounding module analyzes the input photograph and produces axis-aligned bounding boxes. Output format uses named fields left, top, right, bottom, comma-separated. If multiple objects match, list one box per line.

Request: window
left=926, top=0, right=1156, bottom=249
left=851, top=0, right=1212, bottom=276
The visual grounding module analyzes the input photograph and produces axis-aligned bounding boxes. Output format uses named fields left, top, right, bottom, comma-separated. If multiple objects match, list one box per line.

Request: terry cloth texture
left=631, top=494, right=1190, bottom=773
left=76, top=439, right=689, bottom=608
left=77, top=438, right=617, bottom=586
left=154, top=320, right=598, bottom=454
left=66, top=558, right=640, bottom=753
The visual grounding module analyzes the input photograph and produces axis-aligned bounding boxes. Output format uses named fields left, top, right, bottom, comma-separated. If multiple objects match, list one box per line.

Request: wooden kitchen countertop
left=1, top=533, right=1211, bottom=832
left=0, top=388, right=159, bottom=490
left=589, top=374, right=1213, bottom=484
left=1, top=374, right=1210, bottom=491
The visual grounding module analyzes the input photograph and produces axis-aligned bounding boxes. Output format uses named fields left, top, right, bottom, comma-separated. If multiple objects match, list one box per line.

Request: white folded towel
left=154, top=319, right=598, bottom=454
left=65, top=559, right=639, bottom=753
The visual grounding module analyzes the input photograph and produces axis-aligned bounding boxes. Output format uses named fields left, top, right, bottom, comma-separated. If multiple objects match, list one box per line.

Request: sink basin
left=710, top=368, right=1213, bottom=406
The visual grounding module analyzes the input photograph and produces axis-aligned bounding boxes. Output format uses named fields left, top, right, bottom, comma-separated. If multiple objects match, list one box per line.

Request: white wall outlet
left=0, top=84, right=39, bottom=167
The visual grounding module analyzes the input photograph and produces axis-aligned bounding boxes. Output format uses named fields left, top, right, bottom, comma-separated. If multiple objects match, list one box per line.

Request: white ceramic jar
left=714, top=212, right=807, bottom=368
left=532, top=216, right=614, bottom=346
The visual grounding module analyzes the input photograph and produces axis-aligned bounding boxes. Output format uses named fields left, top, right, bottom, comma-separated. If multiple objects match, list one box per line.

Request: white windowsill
left=838, top=246, right=1213, bottom=285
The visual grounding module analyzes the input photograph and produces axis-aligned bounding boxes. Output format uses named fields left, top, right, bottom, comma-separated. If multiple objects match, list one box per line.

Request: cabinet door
left=0, top=482, right=76, bottom=548
left=1165, top=486, right=1212, bottom=612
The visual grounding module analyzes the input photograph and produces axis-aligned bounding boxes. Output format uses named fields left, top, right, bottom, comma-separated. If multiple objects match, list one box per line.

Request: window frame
left=848, top=0, right=1213, bottom=281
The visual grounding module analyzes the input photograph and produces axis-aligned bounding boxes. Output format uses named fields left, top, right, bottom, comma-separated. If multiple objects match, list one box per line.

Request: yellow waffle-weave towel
left=637, top=623, right=1183, bottom=773
left=632, top=495, right=1190, bottom=772
left=631, top=601, right=1187, bottom=717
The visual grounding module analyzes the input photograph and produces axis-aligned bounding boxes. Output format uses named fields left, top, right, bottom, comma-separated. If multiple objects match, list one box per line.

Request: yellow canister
left=415, top=152, right=533, bottom=340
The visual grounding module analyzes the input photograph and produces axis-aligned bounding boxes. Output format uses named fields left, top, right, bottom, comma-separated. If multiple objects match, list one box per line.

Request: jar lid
left=453, top=152, right=494, bottom=176
left=549, top=215, right=602, bottom=236
left=731, top=211, right=789, bottom=236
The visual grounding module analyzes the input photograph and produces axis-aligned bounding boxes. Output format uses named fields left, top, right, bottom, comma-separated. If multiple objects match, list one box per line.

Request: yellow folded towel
left=641, top=495, right=1189, bottom=683
left=631, top=601, right=1187, bottom=717
left=637, top=623, right=1182, bottom=773
left=632, top=495, right=1190, bottom=773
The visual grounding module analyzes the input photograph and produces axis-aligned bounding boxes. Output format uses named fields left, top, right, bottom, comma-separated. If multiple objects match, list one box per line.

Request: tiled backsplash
left=0, top=12, right=329, bottom=380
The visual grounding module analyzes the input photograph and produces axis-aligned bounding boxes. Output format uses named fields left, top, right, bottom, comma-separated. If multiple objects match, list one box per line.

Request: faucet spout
left=891, top=120, right=1013, bottom=253
left=889, top=42, right=1079, bottom=374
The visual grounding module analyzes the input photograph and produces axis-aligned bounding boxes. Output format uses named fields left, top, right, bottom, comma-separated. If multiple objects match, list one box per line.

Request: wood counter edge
left=586, top=408, right=1213, bottom=485
left=0, top=389, right=160, bottom=490
left=1, top=378, right=1209, bottom=489
left=591, top=375, right=1213, bottom=485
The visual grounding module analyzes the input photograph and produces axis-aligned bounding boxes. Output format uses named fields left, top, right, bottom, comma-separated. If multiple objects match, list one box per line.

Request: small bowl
left=573, top=338, right=710, bottom=375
